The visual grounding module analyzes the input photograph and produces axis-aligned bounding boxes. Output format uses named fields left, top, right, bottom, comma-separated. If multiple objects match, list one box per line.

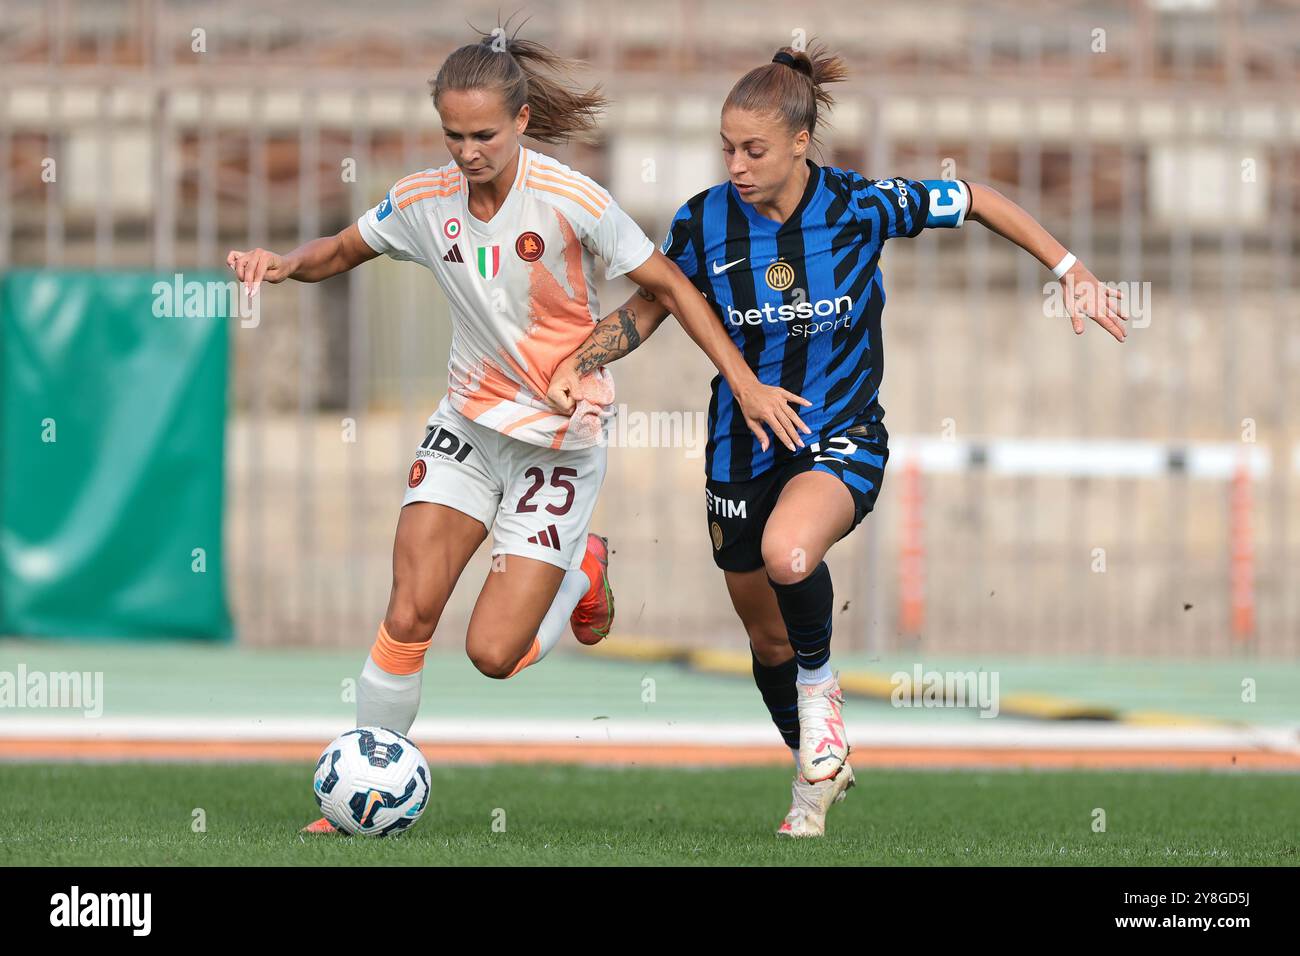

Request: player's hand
left=546, top=359, right=583, bottom=415
left=734, top=379, right=812, bottom=453
left=226, top=248, right=294, bottom=298
left=1059, top=261, right=1127, bottom=342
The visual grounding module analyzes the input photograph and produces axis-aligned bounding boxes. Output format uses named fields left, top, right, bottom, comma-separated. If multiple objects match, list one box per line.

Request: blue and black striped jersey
left=662, top=162, right=970, bottom=482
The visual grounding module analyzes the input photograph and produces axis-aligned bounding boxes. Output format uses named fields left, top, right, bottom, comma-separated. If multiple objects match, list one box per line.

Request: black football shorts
left=703, top=420, right=889, bottom=573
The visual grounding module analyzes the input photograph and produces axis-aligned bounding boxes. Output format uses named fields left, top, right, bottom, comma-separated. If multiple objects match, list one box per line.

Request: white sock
left=796, top=661, right=834, bottom=686
left=532, top=567, right=591, bottom=665
left=356, top=654, right=422, bottom=734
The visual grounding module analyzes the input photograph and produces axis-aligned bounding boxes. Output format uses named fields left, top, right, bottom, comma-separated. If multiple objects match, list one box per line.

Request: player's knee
left=466, top=639, right=522, bottom=680
left=749, top=630, right=792, bottom=666
left=761, top=534, right=814, bottom=586
left=740, top=610, right=790, bottom=656
left=384, top=604, right=438, bottom=645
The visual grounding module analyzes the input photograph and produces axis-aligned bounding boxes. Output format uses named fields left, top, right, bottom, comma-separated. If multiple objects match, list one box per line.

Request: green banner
left=1, top=270, right=233, bottom=640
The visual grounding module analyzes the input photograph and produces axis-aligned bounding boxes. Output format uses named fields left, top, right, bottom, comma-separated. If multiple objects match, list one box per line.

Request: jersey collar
left=465, top=145, right=529, bottom=236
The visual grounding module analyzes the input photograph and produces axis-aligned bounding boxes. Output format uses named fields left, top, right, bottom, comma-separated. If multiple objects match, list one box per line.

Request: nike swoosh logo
left=712, top=257, right=746, bottom=275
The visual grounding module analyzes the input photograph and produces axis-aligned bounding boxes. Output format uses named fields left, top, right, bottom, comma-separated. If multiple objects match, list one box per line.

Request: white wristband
left=1051, top=252, right=1077, bottom=279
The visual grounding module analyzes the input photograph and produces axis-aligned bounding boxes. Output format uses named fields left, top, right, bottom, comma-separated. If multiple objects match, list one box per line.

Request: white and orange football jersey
left=357, top=145, right=654, bottom=450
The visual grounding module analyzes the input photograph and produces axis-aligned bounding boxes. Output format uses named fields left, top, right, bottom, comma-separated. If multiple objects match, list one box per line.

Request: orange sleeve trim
left=526, top=167, right=609, bottom=211
left=394, top=176, right=456, bottom=197
left=397, top=186, right=462, bottom=210
left=529, top=162, right=611, bottom=206
left=397, top=167, right=457, bottom=188
left=370, top=621, right=432, bottom=675
left=526, top=178, right=603, bottom=219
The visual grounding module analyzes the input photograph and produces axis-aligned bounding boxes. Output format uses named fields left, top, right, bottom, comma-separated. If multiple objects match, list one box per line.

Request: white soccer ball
left=313, top=727, right=431, bottom=836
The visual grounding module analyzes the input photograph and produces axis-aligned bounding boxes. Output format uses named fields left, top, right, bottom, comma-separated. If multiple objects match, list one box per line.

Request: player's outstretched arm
left=964, top=182, right=1128, bottom=342
left=547, top=250, right=812, bottom=453
left=226, top=222, right=379, bottom=298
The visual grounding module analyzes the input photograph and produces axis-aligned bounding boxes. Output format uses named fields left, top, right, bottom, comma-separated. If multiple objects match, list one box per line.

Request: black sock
left=751, top=650, right=800, bottom=750
left=768, top=561, right=834, bottom=675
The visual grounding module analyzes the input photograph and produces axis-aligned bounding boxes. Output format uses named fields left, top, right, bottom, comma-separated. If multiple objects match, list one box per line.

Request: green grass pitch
left=1, top=763, right=1296, bottom=866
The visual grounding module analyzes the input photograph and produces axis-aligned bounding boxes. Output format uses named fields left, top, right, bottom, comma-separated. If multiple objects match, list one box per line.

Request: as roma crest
left=515, top=231, right=544, bottom=262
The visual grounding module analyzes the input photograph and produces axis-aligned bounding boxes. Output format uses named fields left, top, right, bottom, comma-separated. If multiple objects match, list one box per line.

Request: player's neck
left=753, top=161, right=810, bottom=225
left=466, top=148, right=521, bottom=221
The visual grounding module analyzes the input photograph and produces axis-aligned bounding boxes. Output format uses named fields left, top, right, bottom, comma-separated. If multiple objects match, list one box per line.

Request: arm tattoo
left=573, top=307, right=643, bottom=376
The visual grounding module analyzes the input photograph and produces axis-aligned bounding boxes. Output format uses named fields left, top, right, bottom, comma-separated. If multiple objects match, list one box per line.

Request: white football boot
left=797, top=674, right=849, bottom=783
left=776, top=762, right=856, bottom=838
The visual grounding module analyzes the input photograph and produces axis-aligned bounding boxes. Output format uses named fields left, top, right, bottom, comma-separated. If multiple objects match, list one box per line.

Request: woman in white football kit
left=227, top=33, right=808, bottom=831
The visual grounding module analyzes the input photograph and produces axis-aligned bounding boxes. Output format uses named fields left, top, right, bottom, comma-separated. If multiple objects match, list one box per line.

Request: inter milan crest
left=765, top=260, right=795, bottom=292
left=515, top=231, right=544, bottom=261
left=476, top=245, right=501, bottom=280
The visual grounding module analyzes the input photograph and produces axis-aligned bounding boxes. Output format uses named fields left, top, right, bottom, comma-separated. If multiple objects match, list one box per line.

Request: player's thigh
left=387, top=405, right=501, bottom=642
left=465, top=554, right=568, bottom=677
left=760, top=471, right=856, bottom=583
left=462, top=439, right=606, bottom=675
left=384, top=502, right=488, bottom=642
left=762, top=425, right=889, bottom=583
left=723, top=567, right=792, bottom=666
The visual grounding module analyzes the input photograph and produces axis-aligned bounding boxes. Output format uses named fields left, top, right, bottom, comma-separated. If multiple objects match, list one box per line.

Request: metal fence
left=2, top=0, right=1297, bottom=656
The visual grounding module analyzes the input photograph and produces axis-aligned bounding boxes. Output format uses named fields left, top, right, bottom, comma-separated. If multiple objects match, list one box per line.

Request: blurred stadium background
left=1, top=0, right=1298, bottom=775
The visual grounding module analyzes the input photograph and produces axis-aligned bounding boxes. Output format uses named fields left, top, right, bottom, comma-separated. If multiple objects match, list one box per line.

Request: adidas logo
left=526, top=524, right=562, bottom=551
left=442, top=243, right=464, bottom=263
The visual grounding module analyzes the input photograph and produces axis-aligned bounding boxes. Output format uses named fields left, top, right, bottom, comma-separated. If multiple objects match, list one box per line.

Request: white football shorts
left=402, top=396, right=606, bottom=571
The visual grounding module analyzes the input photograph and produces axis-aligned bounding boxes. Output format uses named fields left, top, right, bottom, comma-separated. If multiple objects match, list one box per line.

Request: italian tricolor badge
left=476, top=245, right=501, bottom=280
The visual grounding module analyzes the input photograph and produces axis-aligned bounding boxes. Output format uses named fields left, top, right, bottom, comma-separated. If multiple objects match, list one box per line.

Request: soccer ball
left=313, top=727, right=431, bottom=836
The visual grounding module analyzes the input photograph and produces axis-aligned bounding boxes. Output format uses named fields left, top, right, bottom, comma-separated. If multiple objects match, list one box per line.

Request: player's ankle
left=371, top=621, right=431, bottom=675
